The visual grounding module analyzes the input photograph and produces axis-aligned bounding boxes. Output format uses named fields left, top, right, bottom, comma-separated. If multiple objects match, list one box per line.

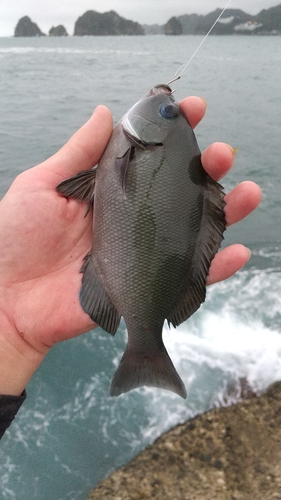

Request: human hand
left=0, top=98, right=261, bottom=395
left=0, top=106, right=113, bottom=394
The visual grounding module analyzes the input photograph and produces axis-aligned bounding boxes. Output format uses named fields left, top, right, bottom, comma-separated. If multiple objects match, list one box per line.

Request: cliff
left=14, top=16, right=45, bottom=37
left=74, top=10, right=144, bottom=36
left=88, top=381, right=281, bottom=500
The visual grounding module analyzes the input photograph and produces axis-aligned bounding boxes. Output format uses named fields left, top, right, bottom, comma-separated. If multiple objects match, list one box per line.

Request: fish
left=56, top=84, right=226, bottom=399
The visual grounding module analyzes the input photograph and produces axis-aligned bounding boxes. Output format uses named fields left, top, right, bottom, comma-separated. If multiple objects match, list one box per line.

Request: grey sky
left=0, top=0, right=279, bottom=37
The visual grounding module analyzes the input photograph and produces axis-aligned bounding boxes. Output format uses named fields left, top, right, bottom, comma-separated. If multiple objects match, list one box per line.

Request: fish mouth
left=149, top=84, right=173, bottom=96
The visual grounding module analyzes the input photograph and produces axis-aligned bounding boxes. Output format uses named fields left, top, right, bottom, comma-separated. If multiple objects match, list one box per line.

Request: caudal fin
left=110, top=346, right=187, bottom=399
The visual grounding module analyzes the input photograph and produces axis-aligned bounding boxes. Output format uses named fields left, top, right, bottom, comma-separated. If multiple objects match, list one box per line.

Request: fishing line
left=167, top=0, right=233, bottom=85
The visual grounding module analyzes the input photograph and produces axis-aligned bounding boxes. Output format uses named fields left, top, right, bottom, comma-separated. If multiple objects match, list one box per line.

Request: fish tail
left=110, top=345, right=187, bottom=399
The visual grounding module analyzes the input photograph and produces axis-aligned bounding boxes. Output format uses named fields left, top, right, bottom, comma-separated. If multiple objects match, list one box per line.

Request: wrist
left=0, top=317, right=47, bottom=396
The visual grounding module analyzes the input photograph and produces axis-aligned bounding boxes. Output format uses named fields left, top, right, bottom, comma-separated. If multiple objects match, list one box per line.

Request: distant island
left=49, top=25, right=68, bottom=37
left=176, top=6, right=281, bottom=36
left=14, top=16, right=46, bottom=37
left=74, top=11, right=144, bottom=36
left=14, top=4, right=281, bottom=37
left=14, top=11, right=144, bottom=37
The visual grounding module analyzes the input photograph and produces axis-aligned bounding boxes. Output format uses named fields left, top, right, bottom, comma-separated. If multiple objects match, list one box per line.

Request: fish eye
left=160, top=103, right=179, bottom=119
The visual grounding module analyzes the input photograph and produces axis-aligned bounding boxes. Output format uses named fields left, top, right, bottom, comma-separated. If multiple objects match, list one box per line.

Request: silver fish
left=57, top=84, right=226, bottom=398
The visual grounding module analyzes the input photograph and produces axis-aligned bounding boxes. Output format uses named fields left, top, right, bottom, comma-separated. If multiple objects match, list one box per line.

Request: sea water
left=0, top=35, right=280, bottom=500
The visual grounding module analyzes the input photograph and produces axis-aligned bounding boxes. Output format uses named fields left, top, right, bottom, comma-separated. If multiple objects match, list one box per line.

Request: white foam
left=164, top=310, right=281, bottom=389
left=139, top=269, right=281, bottom=441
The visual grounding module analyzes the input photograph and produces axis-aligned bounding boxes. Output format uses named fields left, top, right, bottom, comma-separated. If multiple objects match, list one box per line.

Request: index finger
left=179, top=96, right=207, bottom=129
left=180, top=97, right=235, bottom=182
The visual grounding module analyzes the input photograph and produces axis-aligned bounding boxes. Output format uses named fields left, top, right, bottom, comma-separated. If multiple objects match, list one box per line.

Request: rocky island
left=74, top=10, right=144, bottom=36
left=14, top=16, right=45, bottom=37
left=49, top=25, right=68, bottom=37
left=88, top=382, right=281, bottom=500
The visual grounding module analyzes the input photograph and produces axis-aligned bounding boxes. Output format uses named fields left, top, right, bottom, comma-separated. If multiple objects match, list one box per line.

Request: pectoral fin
left=56, top=168, right=97, bottom=214
left=115, top=146, right=135, bottom=193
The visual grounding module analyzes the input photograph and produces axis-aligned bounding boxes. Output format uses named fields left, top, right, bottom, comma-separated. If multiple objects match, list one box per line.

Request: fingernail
left=199, top=97, right=208, bottom=109
left=246, top=247, right=251, bottom=261
left=227, top=145, right=236, bottom=156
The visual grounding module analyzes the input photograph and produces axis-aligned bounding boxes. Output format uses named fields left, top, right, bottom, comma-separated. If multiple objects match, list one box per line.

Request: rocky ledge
left=88, top=381, right=281, bottom=500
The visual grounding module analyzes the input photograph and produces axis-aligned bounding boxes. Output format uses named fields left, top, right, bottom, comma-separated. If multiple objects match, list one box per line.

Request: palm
left=0, top=166, right=96, bottom=347
left=0, top=106, right=113, bottom=351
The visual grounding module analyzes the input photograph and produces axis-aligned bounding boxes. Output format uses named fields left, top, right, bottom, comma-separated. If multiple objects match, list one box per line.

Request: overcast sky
left=0, top=0, right=279, bottom=37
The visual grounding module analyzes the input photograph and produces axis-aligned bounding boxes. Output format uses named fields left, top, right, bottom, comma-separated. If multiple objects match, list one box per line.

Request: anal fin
left=80, top=252, right=121, bottom=335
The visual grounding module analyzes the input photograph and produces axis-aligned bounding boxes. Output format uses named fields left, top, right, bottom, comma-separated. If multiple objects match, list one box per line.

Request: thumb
left=41, top=105, right=113, bottom=180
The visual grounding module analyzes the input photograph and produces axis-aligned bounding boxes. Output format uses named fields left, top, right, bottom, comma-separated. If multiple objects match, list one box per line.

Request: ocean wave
left=136, top=268, right=281, bottom=441
left=0, top=47, right=152, bottom=56
left=252, top=245, right=281, bottom=261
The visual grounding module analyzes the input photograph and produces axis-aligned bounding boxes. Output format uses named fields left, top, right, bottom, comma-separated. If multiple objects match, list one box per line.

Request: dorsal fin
left=167, top=165, right=226, bottom=327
